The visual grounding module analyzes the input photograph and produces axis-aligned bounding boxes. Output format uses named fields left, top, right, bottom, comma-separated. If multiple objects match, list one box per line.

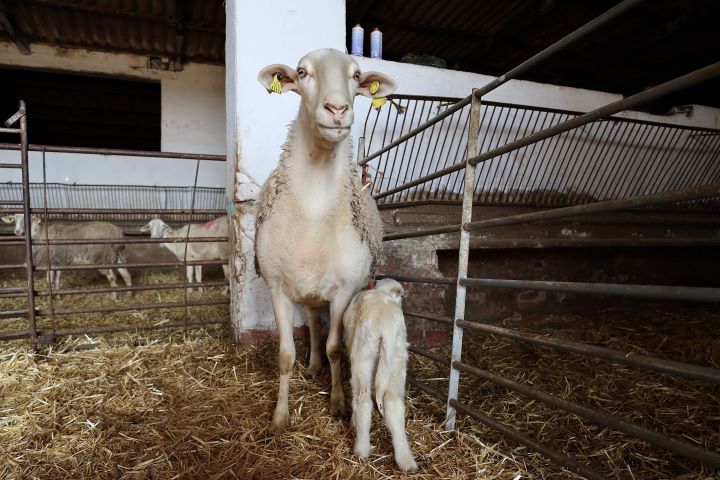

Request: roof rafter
left=0, top=0, right=30, bottom=55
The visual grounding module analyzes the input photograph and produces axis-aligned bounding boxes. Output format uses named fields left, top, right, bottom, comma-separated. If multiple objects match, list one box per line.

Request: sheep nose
left=324, top=102, right=349, bottom=123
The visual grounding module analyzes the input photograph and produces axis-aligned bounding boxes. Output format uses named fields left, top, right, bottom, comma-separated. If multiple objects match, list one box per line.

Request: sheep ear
left=1, top=216, right=14, bottom=224
left=139, top=223, right=150, bottom=233
left=357, top=71, right=396, bottom=98
left=257, top=64, right=299, bottom=94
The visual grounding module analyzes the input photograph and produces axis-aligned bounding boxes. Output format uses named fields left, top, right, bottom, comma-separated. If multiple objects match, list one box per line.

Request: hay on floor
left=1, top=266, right=718, bottom=479
left=1, top=329, right=536, bottom=480
left=0, top=270, right=229, bottom=335
left=409, top=307, right=720, bottom=479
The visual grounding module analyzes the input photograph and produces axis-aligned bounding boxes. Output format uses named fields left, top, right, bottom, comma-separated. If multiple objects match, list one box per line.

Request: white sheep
left=141, top=216, right=230, bottom=293
left=3, top=214, right=132, bottom=299
left=343, top=278, right=418, bottom=472
left=254, top=48, right=395, bottom=430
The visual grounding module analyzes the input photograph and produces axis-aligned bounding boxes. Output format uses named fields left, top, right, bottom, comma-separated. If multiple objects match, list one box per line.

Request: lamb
left=343, top=278, right=418, bottom=472
left=3, top=214, right=132, bottom=299
left=254, top=48, right=395, bottom=430
left=141, top=216, right=230, bottom=293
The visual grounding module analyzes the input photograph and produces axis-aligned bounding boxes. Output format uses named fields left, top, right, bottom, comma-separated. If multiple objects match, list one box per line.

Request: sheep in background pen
left=141, top=216, right=230, bottom=293
left=2, top=213, right=132, bottom=299
left=343, top=278, right=418, bottom=472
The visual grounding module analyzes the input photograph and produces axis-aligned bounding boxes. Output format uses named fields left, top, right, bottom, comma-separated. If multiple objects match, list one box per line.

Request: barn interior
left=1, top=1, right=719, bottom=479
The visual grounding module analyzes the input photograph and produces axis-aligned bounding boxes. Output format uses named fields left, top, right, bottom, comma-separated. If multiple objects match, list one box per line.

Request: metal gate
left=359, top=0, right=720, bottom=477
left=0, top=101, right=230, bottom=347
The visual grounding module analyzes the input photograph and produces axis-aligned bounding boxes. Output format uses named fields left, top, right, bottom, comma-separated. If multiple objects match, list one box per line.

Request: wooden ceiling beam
left=0, top=0, right=30, bottom=54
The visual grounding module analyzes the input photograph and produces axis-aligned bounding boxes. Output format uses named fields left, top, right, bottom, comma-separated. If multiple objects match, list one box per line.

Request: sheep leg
left=384, top=384, right=418, bottom=472
left=185, top=265, right=194, bottom=294
left=303, top=306, right=323, bottom=376
left=351, top=354, right=374, bottom=458
left=54, top=270, right=62, bottom=291
left=100, top=269, right=118, bottom=300
left=327, top=292, right=352, bottom=418
left=270, top=288, right=295, bottom=431
left=195, top=266, right=204, bottom=292
left=117, top=267, right=132, bottom=296
left=221, top=264, right=230, bottom=295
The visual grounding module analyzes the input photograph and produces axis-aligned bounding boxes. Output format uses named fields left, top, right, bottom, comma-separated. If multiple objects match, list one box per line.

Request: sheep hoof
left=271, top=409, right=289, bottom=432
left=306, top=361, right=322, bottom=377
left=353, top=441, right=370, bottom=458
left=329, top=391, right=345, bottom=418
left=395, top=451, right=418, bottom=472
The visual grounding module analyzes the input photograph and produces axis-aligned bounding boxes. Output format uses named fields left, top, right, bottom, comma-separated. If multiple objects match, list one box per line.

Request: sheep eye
left=297, top=67, right=307, bottom=79
left=353, top=71, right=361, bottom=81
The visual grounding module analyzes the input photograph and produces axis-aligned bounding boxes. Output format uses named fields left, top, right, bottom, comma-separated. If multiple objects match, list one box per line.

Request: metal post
left=18, top=101, right=38, bottom=348
left=445, top=91, right=481, bottom=431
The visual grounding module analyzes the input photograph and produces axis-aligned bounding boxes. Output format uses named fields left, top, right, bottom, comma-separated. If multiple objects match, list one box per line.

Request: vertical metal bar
left=470, top=104, right=494, bottom=202
left=428, top=103, right=462, bottom=200
left=41, top=148, right=57, bottom=339
left=552, top=121, right=598, bottom=205
left=412, top=100, right=444, bottom=202
left=443, top=106, right=472, bottom=201
left=399, top=100, right=426, bottom=202
left=181, top=159, right=202, bottom=330
left=479, top=106, right=511, bottom=203
left=577, top=120, right=629, bottom=204
left=402, top=100, right=430, bottom=202
left=445, top=92, right=481, bottom=431
left=19, top=101, right=38, bottom=348
left=489, top=107, right=526, bottom=204
left=504, top=107, right=538, bottom=204
left=518, top=110, right=554, bottom=205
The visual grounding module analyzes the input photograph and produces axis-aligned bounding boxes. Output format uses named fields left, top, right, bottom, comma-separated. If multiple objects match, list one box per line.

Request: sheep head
left=374, top=278, right=405, bottom=305
left=3, top=213, right=41, bottom=236
left=141, top=218, right=170, bottom=238
left=258, top=48, right=396, bottom=146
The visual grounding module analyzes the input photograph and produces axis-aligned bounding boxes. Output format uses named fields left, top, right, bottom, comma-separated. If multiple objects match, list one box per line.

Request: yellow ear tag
left=269, top=74, right=283, bottom=94
left=369, top=80, right=380, bottom=95
left=372, top=97, right=387, bottom=110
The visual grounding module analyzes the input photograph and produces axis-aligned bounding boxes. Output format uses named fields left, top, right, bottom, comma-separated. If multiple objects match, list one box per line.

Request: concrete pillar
left=225, top=0, right=346, bottom=341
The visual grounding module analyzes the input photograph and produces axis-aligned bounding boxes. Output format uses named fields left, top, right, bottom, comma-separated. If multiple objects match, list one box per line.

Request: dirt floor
left=1, top=270, right=719, bottom=479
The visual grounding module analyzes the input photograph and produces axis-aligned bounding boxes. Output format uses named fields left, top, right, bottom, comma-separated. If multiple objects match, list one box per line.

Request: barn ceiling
left=347, top=0, right=720, bottom=111
left=0, top=0, right=225, bottom=67
left=0, top=0, right=717, bottom=110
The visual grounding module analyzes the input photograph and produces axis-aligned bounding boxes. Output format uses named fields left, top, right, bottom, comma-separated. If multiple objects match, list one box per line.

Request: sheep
left=2, top=214, right=132, bottom=299
left=141, top=216, right=230, bottom=293
left=343, top=278, right=418, bottom=472
left=255, top=48, right=395, bottom=430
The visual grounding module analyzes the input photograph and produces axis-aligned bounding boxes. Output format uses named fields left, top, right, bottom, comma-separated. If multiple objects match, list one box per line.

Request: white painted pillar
left=225, top=0, right=347, bottom=341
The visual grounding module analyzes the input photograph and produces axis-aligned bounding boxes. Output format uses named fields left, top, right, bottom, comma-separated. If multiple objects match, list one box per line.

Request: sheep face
left=258, top=48, right=396, bottom=146
left=374, top=278, right=405, bottom=305
left=2, top=213, right=41, bottom=237
left=141, top=219, right=170, bottom=239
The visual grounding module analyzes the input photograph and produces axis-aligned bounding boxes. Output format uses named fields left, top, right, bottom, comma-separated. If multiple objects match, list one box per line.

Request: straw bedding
left=1, top=269, right=718, bottom=479
left=1, top=329, right=540, bottom=479
left=0, top=270, right=230, bottom=334
left=409, top=308, right=720, bottom=479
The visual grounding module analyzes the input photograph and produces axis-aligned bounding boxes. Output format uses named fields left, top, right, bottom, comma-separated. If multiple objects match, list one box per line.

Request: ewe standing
left=141, top=217, right=230, bottom=293
left=343, top=279, right=417, bottom=472
left=255, top=48, right=395, bottom=430
left=4, top=214, right=132, bottom=299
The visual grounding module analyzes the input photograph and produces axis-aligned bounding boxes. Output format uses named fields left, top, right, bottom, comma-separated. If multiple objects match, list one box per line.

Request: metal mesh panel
left=0, top=183, right=225, bottom=221
left=361, top=95, right=720, bottom=210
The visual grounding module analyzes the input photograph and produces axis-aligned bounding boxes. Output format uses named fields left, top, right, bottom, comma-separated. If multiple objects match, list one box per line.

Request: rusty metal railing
left=361, top=0, right=720, bottom=477
left=0, top=102, right=230, bottom=346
